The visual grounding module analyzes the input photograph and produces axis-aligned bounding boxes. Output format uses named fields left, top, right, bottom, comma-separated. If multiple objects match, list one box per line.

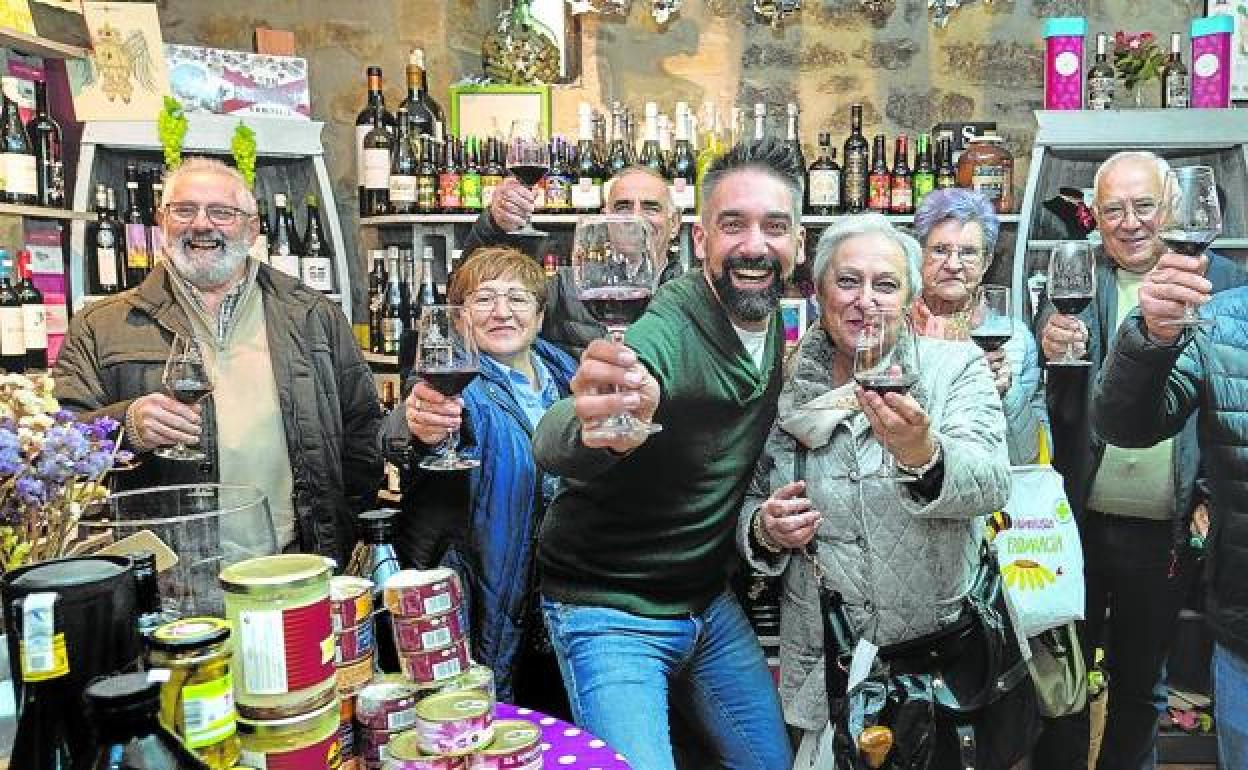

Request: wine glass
left=415, top=305, right=480, bottom=471
left=1158, top=165, right=1221, bottom=327
left=852, top=308, right=921, bottom=478
left=505, top=119, right=550, bottom=239
left=1046, top=241, right=1096, bottom=368
left=970, top=284, right=1014, bottom=353
left=572, top=214, right=661, bottom=441
left=156, top=333, right=213, bottom=462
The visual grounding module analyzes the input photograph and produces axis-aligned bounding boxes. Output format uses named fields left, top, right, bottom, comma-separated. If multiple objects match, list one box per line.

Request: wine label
left=890, top=178, right=914, bottom=211
left=416, top=175, right=437, bottom=210
left=355, top=125, right=371, bottom=187
left=181, top=673, right=237, bottom=749
left=1165, top=76, right=1190, bottom=107
left=544, top=176, right=572, bottom=210
left=1, top=305, right=26, bottom=355
left=438, top=173, right=462, bottom=209
left=363, top=147, right=390, bottom=190
left=125, top=223, right=150, bottom=270
left=270, top=252, right=300, bottom=278
left=389, top=174, right=418, bottom=203
left=808, top=169, right=841, bottom=207
left=382, top=318, right=403, bottom=355
left=20, top=592, right=69, bottom=681
left=461, top=173, right=483, bottom=209
left=571, top=177, right=602, bottom=210
left=971, top=163, right=1008, bottom=203
left=3, top=153, right=36, bottom=197
left=300, top=256, right=334, bottom=292
left=1088, top=77, right=1115, bottom=110
left=480, top=175, right=503, bottom=208
left=21, top=303, right=46, bottom=351
left=868, top=175, right=890, bottom=211
left=96, top=246, right=118, bottom=288
left=669, top=178, right=696, bottom=211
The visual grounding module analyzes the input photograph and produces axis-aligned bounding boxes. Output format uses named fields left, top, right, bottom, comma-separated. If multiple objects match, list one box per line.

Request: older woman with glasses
left=379, top=246, right=576, bottom=716
left=738, top=213, right=1028, bottom=768
left=912, top=188, right=1047, bottom=465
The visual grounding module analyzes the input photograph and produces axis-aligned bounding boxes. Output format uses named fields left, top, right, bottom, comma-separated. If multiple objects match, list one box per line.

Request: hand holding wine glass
left=971, top=285, right=1014, bottom=394
left=505, top=119, right=550, bottom=238
left=1157, top=165, right=1220, bottom=328
left=414, top=305, right=480, bottom=471
left=1137, top=251, right=1213, bottom=344
left=1045, top=241, right=1096, bottom=368
left=853, top=309, right=933, bottom=475
left=156, top=333, right=213, bottom=462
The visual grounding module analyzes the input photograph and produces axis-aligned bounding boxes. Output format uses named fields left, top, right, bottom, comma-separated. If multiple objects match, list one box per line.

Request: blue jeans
left=541, top=591, right=792, bottom=770
left=1213, top=643, right=1248, bottom=770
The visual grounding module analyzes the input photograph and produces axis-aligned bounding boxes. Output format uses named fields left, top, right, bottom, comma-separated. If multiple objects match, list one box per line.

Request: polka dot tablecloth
left=496, top=703, right=632, bottom=769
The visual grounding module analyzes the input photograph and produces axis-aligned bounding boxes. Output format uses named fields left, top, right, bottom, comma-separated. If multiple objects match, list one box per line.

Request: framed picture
left=1207, top=0, right=1248, bottom=100
left=68, top=1, right=171, bottom=121
left=448, top=84, right=551, bottom=140
left=779, top=298, right=810, bottom=351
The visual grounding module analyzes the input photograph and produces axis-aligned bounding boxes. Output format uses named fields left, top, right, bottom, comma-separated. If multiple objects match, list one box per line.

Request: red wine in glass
left=579, top=286, right=653, bottom=328
left=853, top=372, right=917, bottom=396
left=1159, top=229, right=1217, bottom=256
left=970, top=331, right=1012, bottom=353
left=1051, top=295, right=1093, bottom=316
left=420, top=368, right=478, bottom=397
left=171, top=379, right=213, bottom=405
left=509, top=164, right=549, bottom=187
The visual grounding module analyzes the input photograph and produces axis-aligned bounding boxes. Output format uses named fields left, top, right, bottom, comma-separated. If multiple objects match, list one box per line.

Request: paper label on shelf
left=3, top=152, right=37, bottom=197
left=181, top=673, right=237, bottom=749
left=0, top=306, right=25, bottom=355
left=300, top=256, right=334, bottom=292
left=238, top=608, right=289, bottom=694
left=20, top=592, right=68, bottom=681
left=21, top=303, right=47, bottom=351
left=363, top=148, right=390, bottom=190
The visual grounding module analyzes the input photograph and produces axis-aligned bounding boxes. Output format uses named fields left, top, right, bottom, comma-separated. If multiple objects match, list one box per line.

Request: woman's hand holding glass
left=757, top=480, right=822, bottom=551
left=568, top=338, right=660, bottom=453
left=405, top=380, right=464, bottom=448
left=856, top=388, right=937, bottom=470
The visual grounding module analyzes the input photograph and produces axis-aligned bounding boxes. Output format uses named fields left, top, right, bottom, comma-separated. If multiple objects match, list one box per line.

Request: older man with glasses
left=54, top=156, right=382, bottom=563
left=1035, top=150, right=1248, bottom=770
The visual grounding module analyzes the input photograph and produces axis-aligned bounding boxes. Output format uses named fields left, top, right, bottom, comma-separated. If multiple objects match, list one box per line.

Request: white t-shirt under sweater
left=735, top=325, right=769, bottom=371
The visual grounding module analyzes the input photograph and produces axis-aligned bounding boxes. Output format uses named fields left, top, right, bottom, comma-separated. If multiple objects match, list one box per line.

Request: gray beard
left=167, top=235, right=251, bottom=290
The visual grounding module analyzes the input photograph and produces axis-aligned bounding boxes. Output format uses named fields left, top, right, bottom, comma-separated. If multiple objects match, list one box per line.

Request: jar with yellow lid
left=145, top=617, right=241, bottom=770
left=237, top=696, right=343, bottom=770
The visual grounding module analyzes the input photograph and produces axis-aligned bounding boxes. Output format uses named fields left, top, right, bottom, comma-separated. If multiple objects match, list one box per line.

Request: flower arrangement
left=0, top=373, right=131, bottom=574
left=1113, top=31, right=1167, bottom=92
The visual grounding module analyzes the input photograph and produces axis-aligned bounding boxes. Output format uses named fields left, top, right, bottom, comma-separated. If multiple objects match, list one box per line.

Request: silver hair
left=1092, top=151, right=1172, bottom=204
left=812, top=212, right=923, bottom=303
left=160, top=157, right=257, bottom=214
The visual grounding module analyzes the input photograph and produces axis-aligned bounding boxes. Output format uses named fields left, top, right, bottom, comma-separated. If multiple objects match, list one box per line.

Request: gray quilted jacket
left=738, top=327, right=1012, bottom=730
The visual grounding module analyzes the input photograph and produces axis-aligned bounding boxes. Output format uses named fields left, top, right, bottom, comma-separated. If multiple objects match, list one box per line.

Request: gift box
left=163, top=43, right=310, bottom=120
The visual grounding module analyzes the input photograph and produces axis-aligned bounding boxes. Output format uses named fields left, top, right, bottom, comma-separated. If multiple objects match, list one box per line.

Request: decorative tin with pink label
left=1191, top=15, right=1234, bottom=107
left=1043, top=17, right=1087, bottom=110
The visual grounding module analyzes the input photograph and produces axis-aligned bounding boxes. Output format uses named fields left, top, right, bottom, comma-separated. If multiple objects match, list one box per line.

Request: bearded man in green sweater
left=533, top=139, right=804, bottom=770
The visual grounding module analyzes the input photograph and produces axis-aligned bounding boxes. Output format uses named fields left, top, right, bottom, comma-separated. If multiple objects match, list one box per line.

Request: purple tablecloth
left=495, top=703, right=632, bottom=769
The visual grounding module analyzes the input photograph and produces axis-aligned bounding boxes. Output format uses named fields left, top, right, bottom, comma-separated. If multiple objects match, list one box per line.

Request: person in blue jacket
left=380, top=246, right=577, bottom=716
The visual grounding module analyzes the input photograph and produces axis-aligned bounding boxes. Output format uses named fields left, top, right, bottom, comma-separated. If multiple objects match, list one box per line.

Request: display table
left=496, top=703, right=632, bottom=769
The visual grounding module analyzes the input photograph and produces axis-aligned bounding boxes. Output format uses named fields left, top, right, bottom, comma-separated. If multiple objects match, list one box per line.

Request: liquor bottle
left=382, top=247, right=403, bottom=356
left=300, top=194, right=334, bottom=293
left=1087, top=33, right=1116, bottom=110
left=480, top=137, right=505, bottom=209
left=268, top=193, right=301, bottom=278
left=912, top=134, right=936, bottom=208
left=362, top=110, right=393, bottom=217
left=889, top=135, right=914, bottom=215
left=92, top=185, right=123, bottom=294
left=419, top=245, right=440, bottom=313
left=1, top=77, right=37, bottom=205
left=399, top=47, right=444, bottom=142
left=544, top=138, right=573, bottom=212
left=355, top=66, right=395, bottom=215
left=399, top=249, right=415, bottom=331
left=80, top=672, right=210, bottom=770
left=843, top=104, right=869, bottom=213
left=368, top=253, right=388, bottom=353
left=16, top=250, right=46, bottom=370
left=606, top=101, right=630, bottom=177
left=130, top=551, right=173, bottom=637
left=695, top=102, right=724, bottom=214
left=416, top=137, right=439, bottom=214
left=572, top=103, right=604, bottom=213
left=623, top=105, right=638, bottom=164
left=10, top=591, right=75, bottom=770
left=867, top=134, right=891, bottom=213
left=785, top=102, right=806, bottom=174
left=347, top=509, right=403, bottom=671
left=388, top=107, right=418, bottom=215
left=437, top=136, right=463, bottom=213
left=750, top=102, right=767, bottom=143
left=807, top=132, right=842, bottom=215
left=148, top=170, right=165, bottom=259
left=1160, top=32, right=1189, bottom=108
left=639, top=101, right=666, bottom=177
left=0, top=250, right=25, bottom=372
left=27, top=80, right=63, bottom=208
left=669, top=102, right=697, bottom=213
left=254, top=198, right=271, bottom=260
left=123, top=162, right=151, bottom=287
left=460, top=137, right=483, bottom=212
left=935, top=135, right=958, bottom=189
left=658, top=112, right=673, bottom=171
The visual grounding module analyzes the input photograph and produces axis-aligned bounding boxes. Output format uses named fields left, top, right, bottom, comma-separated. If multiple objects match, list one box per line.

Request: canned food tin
left=398, top=639, right=470, bottom=685
left=386, top=729, right=469, bottom=769
left=335, top=619, right=376, bottom=665
left=331, top=576, right=375, bottom=632
left=391, top=610, right=465, bottom=653
left=383, top=569, right=462, bottom=618
left=237, top=696, right=343, bottom=770
left=336, top=652, right=375, bottom=696
left=412, top=690, right=494, bottom=756
left=356, top=681, right=421, bottom=732
left=339, top=699, right=359, bottom=765
left=467, top=719, right=543, bottom=770
left=220, top=554, right=336, bottom=717
left=439, top=665, right=495, bottom=706
left=359, top=724, right=401, bottom=763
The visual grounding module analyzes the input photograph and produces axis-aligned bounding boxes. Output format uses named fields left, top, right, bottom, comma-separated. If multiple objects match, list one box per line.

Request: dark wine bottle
left=1087, top=33, right=1116, bottom=110
left=1160, top=32, right=1189, bottom=108
left=16, top=249, right=47, bottom=370
left=254, top=198, right=271, bottom=257
left=268, top=192, right=300, bottom=278
left=842, top=104, right=869, bottom=213
left=572, top=103, right=604, bottom=213
left=480, top=137, right=505, bottom=210
left=807, top=132, right=841, bottom=216
left=92, top=184, right=123, bottom=294
left=1, top=76, right=38, bottom=205
left=0, top=250, right=25, bottom=372
left=669, top=102, right=697, bottom=213
left=10, top=591, right=75, bottom=770
left=368, top=253, right=388, bottom=353
left=124, top=162, right=152, bottom=287
left=27, top=79, right=63, bottom=208
left=382, top=247, right=404, bottom=356
left=639, top=102, right=666, bottom=177
left=399, top=47, right=444, bottom=142
left=418, top=245, right=440, bottom=313
left=300, top=194, right=334, bottom=293
left=438, top=135, right=463, bottom=213
left=355, top=66, right=395, bottom=215
left=362, top=110, right=393, bottom=217
left=889, top=135, right=914, bottom=215
left=785, top=102, right=807, bottom=178
left=416, top=136, right=439, bottom=214
left=912, top=133, right=935, bottom=208
left=80, top=672, right=211, bottom=770
left=935, top=135, right=958, bottom=190
left=606, top=101, right=630, bottom=178
left=389, top=107, right=418, bottom=215
left=867, top=134, right=891, bottom=213
left=460, top=136, right=483, bottom=213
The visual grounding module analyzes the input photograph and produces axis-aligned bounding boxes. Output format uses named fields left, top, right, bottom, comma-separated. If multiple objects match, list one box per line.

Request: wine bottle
left=480, top=137, right=505, bottom=209
left=669, top=102, right=697, bottom=213
left=399, top=47, right=444, bottom=142
left=807, top=132, right=842, bottom=216
left=123, top=162, right=152, bottom=287
left=639, top=101, right=666, bottom=177
left=355, top=66, right=395, bottom=215
left=1087, top=33, right=1116, bottom=110
left=572, top=103, right=604, bottom=214
left=148, top=170, right=165, bottom=259
left=0, top=250, right=27, bottom=372
left=362, top=110, right=393, bottom=217
left=268, top=193, right=301, bottom=278
left=694, top=102, right=724, bottom=215
left=300, top=194, right=334, bottom=293
left=10, top=593, right=75, bottom=770
left=419, top=245, right=440, bottom=313
left=93, top=185, right=123, bottom=294
left=843, top=104, right=869, bottom=213
left=382, top=247, right=403, bottom=356
left=1160, top=32, right=1189, bottom=108
left=389, top=107, right=418, bottom=215
left=867, top=134, right=891, bottom=213
left=912, top=133, right=935, bottom=208
left=1, top=76, right=38, bottom=205
left=785, top=102, right=806, bottom=175
left=368, top=253, right=388, bottom=353
left=752, top=102, right=768, bottom=142
left=543, top=138, right=572, bottom=212
left=26, top=80, right=63, bottom=208
left=254, top=198, right=271, bottom=259
left=889, top=135, right=914, bottom=215
left=80, top=672, right=211, bottom=770
left=460, top=137, right=484, bottom=213
left=606, top=101, right=630, bottom=178
left=438, top=135, right=462, bottom=213
left=416, top=136, right=439, bottom=214
left=935, top=135, right=958, bottom=190
left=400, top=248, right=415, bottom=331
left=16, top=250, right=46, bottom=370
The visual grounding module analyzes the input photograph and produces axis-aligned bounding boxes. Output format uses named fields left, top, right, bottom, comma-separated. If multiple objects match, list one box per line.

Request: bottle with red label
left=437, top=137, right=462, bottom=213
left=867, top=134, right=891, bottom=214
left=889, top=135, right=914, bottom=215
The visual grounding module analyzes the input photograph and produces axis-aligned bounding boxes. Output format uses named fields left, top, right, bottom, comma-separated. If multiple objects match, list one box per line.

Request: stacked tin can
left=383, top=568, right=472, bottom=686
left=332, top=575, right=379, bottom=769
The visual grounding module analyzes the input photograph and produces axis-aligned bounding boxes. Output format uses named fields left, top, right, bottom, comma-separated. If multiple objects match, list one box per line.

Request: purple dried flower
left=15, top=477, right=46, bottom=505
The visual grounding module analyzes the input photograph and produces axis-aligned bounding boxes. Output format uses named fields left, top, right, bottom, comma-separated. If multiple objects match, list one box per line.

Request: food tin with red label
left=335, top=618, right=376, bottom=665
left=383, top=569, right=462, bottom=618
left=359, top=724, right=402, bottom=763
left=398, top=639, right=470, bottom=685
left=338, top=696, right=359, bottom=767
left=331, top=576, right=375, bottom=632
left=356, top=681, right=421, bottom=732
left=335, top=652, right=374, bottom=696
left=391, top=610, right=465, bottom=653
left=467, top=719, right=543, bottom=770
left=236, top=695, right=343, bottom=770
left=412, top=690, right=494, bottom=756
left=386, top=729, right=470, bottom=769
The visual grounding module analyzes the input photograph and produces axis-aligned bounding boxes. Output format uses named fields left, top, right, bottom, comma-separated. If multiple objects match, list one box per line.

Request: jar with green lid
left=145, top=617, right=241, bottom=770
left=237, top=696, right=342, bottom=770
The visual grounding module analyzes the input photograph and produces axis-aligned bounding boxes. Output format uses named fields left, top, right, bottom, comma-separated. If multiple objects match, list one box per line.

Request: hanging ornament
left=753, top=0, right=801, bottom=28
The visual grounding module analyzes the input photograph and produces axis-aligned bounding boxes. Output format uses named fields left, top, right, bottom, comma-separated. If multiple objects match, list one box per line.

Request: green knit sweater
left=534, top=271, right=784, bottom=616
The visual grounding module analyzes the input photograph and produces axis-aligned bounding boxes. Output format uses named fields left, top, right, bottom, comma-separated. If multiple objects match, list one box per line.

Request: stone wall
left=156, top=0, right=1203, bottom=305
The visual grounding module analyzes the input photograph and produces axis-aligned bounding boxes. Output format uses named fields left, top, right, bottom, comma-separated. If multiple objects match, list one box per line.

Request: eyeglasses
left=1096, top=198, right=1159, bottom=226
left=927, top=244, right=984, bottom=266
left=466, top=288, right=539, bottom=313
left=164, top=202, right=253, bottom=226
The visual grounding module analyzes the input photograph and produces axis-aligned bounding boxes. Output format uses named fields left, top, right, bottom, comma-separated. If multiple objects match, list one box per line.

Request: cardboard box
left=163, top=43, right=310, bottom=120
left=254, top=27, right=295, bottom=57
left=1207, top=1, right=1248, bottom=100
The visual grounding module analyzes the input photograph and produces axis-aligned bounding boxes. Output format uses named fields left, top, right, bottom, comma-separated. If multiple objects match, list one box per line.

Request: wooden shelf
left=0, top=27, right=89, bottom=60
left=0, top=202, right=94, bottom=221
left=362, top=212, right=1023, bottom=228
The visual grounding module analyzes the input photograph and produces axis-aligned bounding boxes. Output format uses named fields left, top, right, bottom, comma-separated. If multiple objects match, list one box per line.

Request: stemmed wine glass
left=415, top=305, right=480, bottom=471
left=573, top=214, right=661, bottom=441
left=157, top=333, right=213, bottom=462
left=852, top=308, right=921, bottom=479
left=1158, top=165, right=1221, bottom=327
left=970, top=284, right=1014, bottom=353
left=1046, top=241, right=1096, bottom=367
left=505, top=119, right=550, bottom=239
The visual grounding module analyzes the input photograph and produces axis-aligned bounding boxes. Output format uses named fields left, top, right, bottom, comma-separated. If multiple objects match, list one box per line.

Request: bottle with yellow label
left=11, top=591, right=74, bottom=769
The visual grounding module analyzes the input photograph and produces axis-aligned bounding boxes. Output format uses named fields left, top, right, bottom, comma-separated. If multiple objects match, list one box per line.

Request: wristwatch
left=896, top=442, right=942, bottom=479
